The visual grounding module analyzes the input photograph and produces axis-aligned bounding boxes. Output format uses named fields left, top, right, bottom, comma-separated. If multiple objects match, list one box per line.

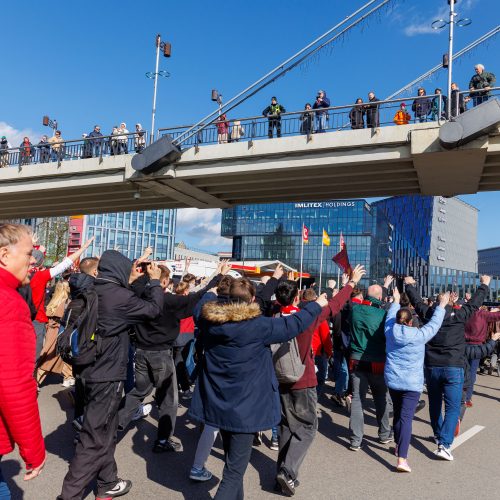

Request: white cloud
left=176, top=208, right=231, bottom=251
left=0, top=121, right=43, bottom=148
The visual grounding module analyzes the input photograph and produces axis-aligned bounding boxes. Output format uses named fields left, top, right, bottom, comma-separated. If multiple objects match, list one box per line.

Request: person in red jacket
left=30, top=236, right=95, bottom=361
left=0, top=224, right=46, bottom=497
left=274, top=265, right=365, bottom=496
left=300, top=288, right=333, bottom=395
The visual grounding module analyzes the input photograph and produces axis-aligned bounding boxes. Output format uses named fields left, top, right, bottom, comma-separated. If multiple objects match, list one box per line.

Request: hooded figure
left=59, top=250, right=164, bottom=500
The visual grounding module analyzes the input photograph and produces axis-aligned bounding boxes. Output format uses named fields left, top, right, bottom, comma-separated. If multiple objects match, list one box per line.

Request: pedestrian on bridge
left=312, top=90, right=330, bottom=133
left=412, top=88, right=432, bottom=123
left=263, top=96, right=285, bottom=138
left=0, top=136, right=11, bottom=167
left=450, top=82, right=466, bottom=118
left=349, top=98, right=365, bottom=129
left=469, top=63, right=496, bottom=106
left=216, top=114, right=230, bottom=144
left=19, top=136, right=34, bottom=166
left=300, top=103, right=314, bottom=135
left=88, top=125, right=104, bottom=157
left=365, top=92, right=380, bottom=129
left=49, top=130, right=65, bottom=162
left=431, top=88, right=447, bottom=121
left=37, top=135, right=50, bottom=163
left=393, top=103, right=411, bottom=125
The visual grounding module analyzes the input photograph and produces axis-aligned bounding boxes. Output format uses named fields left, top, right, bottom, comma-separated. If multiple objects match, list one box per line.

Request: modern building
left=373, top=195, right=481, bottom=297
left=221, top=200, right=393, bottom=289
left=478, top=247, right=500, bottom=277
left=222, top=196, right=500, bottom=300
left=15, top=209, right=177, bottom=262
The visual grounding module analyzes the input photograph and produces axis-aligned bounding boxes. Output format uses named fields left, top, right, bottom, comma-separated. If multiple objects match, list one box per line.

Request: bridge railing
left=456, top=86, right=500, bottom=117
left=157, top=94, right=447, bottom=148
left=0, top=131, right=148, bottom=169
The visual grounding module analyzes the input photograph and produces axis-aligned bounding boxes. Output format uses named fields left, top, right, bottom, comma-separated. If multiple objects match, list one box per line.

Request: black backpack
left=57, top=289, right=100, bottom=367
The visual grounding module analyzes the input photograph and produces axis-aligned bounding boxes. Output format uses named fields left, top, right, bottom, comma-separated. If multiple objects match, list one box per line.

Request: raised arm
left=404, top=277, right=429, bottom=321
left=455, top=277, right=490, bottom=323
left=50, top=237, right=95, bottom=278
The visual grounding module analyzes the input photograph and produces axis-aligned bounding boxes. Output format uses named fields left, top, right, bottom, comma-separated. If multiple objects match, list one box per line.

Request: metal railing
left=455, top=86, right=500, bottom=118
left=158, top=94, right=447, bottom=149
left=0, top=131, right=148, bottom=169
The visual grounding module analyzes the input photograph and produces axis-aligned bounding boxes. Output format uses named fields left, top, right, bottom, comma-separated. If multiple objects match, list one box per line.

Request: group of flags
left=302, top=224, right=352, bottom=274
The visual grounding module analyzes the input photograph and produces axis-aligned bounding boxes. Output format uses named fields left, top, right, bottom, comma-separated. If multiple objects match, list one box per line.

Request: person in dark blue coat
left=189, top=277, right=327, bottom=500
left=312, top=90, right=330, bottom=132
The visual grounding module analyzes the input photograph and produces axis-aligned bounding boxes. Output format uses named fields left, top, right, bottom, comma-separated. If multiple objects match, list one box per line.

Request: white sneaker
left=132, top=403, right=152, bottom=421
left=434, top=445, right=454, bottom=461
left=62, top=377, right=76, bottom=387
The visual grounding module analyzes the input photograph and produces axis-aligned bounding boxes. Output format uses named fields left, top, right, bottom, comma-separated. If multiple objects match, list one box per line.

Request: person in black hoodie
left=404, top=274, right=490, bottom=461
left=59, top=251, right=163, bottom=500
left=117, top=262, right=229, bottom=453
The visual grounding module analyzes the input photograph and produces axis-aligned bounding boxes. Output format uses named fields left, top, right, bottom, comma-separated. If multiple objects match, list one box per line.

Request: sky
left=1, top=0, right=499, bottom=251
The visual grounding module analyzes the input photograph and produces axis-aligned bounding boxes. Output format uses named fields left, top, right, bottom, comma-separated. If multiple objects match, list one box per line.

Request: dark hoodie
left=312, top=91, right=331, bottom=115
left=80, top=250, right=163, bottom=382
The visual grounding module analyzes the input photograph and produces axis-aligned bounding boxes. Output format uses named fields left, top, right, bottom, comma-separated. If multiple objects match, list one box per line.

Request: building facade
left=478, top=247, right=500, bottom=277
left=222, top=196, right=500, bottom=300
left=221, top=200, right=393, bottom=289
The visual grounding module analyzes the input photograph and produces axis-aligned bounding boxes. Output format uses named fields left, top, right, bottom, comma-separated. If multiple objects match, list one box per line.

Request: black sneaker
left=102, top=478, right=132, bottom=498
left=276, top=469, right=295, bottom=497
left=152, top=438, right=181, bottom=453
left=253, top=432, right=263, bottom=446
left=415, top=400, right=426, bottom=414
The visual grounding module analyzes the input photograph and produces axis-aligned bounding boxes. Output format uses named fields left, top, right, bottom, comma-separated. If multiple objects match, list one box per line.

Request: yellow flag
left=322, top=229, right=330, bottom=246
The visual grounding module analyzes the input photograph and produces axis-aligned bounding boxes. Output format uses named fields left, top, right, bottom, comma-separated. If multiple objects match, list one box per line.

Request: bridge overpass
left=1, top=120, right=499, bottom=219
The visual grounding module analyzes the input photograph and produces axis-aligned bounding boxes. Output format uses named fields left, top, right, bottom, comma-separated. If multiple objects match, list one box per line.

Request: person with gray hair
left=469, top=63, right=496, bottom=106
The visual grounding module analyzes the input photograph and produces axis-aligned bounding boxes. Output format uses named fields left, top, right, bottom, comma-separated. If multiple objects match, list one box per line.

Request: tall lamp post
left=42, top=115, right=58, bottom=136
left=146, top=34, right=171, bottom=144
left=211, top=89, right=223, bottom=116
left=432, top=0, right=471, bottom=119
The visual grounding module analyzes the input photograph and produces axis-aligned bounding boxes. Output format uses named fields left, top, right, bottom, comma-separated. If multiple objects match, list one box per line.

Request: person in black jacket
left=450, top=82, right=466, bottom=118
left=59, top=251, right=163, bottom=500
left=404, top=274, right=490, bottom=461
left=365, top=92, right=380, bottom=129
left=349, top=98, right=365, bottom=129
left=117, top=262, right=229, bottom=453
left=263, top=97, right=286, bottom=138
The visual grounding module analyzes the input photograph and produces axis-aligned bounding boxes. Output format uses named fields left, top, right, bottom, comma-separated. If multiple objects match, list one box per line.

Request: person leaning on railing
left=88, top=125, right=104, bottom=158
left=135, top=124, right=146, bottom=152
left=19, top=137, right=35, bottom=166
left=349, top=98, right=365, bottom=129
left=468, top=63, right=496, bottom=107
left=37, top=135, right=51, bottom=164
left=49, top=130, right=65, bottom=162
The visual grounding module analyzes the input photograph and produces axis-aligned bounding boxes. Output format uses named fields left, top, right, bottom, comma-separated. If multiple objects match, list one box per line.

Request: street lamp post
left=211, top=89, right=223, bottom=116
left=432, top=1, right=471, bottom=119
left=42, top=115, right=58, bottom=136
left=146, top=34, right=171, bottom=144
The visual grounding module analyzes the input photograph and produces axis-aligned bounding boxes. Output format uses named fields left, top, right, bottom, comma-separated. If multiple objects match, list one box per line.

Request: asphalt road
left=4, top=372, right=500, bottom=500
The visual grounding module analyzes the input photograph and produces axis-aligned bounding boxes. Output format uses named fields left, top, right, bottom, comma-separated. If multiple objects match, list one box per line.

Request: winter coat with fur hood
left=189, top=292, right=322, bottom=433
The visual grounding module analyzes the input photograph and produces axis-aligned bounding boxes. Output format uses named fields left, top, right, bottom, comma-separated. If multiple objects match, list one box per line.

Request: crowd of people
left=0, top=123, right=146, bottom=168
left=1, top=222, right=500, bottom=499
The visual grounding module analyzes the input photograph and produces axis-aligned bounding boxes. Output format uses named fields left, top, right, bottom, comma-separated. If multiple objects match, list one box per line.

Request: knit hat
left=32, top=249, right=45, bottom=267
left=400, top=102, right=406, bottom=107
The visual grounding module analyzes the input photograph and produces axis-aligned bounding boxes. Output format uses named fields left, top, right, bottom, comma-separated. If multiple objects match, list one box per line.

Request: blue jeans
left=314, top=354, right=328, bottom=393
left=465, top=357, right=481, bottom=402
left=332, top=351, right=348, bottom=395
left=473, top=94, right=489, bottom=106
left=271, top=426, right=278, bottom=441
left=425, top=366, right=464, bottom=448
left=0, top=459, right=11, bottom=500
left=315, top=114, right=327, bottom=132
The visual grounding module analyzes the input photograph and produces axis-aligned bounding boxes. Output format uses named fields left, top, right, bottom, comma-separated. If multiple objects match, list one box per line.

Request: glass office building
left=84, top=209, right=177, bottom=260
left=478, top=247, right=500, bottom=277
left=221, top=200, right=393, bottom=289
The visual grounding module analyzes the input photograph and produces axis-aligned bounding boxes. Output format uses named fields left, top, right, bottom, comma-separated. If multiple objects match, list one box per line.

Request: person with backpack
left=189, top=274, right=330, bottom=500
left=0, top=224, right=46, bottom=498
left=274, top=265, right=365, bottom=496
left=58, top=251, right=164, bottom=500
left=29, top=237, right=95, bottom=362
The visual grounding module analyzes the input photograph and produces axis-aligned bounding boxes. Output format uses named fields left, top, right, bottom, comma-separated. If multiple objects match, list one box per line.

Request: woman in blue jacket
left=189, top=277, right=328, bottom=500
left=384, top=289, right=449, bottom=472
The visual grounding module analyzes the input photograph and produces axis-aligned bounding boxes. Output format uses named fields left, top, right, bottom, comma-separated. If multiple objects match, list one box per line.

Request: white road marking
left=451, top=425, right=485, bottom=450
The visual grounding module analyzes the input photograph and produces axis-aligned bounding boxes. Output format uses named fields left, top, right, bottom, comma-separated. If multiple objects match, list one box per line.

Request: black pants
left=60, top=381, right=123, bottom=499
left=268, top=119, right=281, bottom=138
left=214, top=431, right=254, bottom=500
left=173, top=334, right=194, bottom=392
left=118, top=348, right=178, bottom=440
left=277, top=387, right=317, bottom=481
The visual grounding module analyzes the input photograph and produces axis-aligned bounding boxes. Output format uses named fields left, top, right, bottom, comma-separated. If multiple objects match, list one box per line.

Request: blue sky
left=1, top=0, right=499, bottom=251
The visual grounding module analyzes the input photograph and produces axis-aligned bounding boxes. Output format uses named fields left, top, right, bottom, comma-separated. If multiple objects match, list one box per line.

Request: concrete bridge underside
left=1, top=122, right=499, bottom=218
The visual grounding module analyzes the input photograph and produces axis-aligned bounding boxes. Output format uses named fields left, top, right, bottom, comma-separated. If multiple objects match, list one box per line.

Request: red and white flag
left=302, top=225, right=310, bottom=244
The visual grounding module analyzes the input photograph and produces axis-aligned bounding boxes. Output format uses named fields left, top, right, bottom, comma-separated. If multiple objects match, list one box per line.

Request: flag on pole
left=332, top=232, right=352, bottom=274
left=302, top=225, right=310, bottom=244
left=322, top=229, right=330, bottom=246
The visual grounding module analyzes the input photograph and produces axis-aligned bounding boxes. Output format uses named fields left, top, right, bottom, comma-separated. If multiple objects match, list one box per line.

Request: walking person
left=0, top=224, right=47, bottom=498
left=58, top=252, right=164, bottom=500
left=384, top=288, right=448, bottom=472
left=37, top=280, right=75, bottom=387
left=263, top=96, right=285, bottom=138
left=312, top=90, right=330, bottom=133
left=189, top=277, right=328, bottom=500
left=349, top=98, right=365, bottom=129
left=405, top=275, right=490, bottom=460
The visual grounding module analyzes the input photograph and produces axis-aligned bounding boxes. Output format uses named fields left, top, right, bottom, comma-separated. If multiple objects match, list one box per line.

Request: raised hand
left=439, top=292, right=451, bottom=308
left=350, top=265, right=366, bottom=285
left=392, top=287, right=401, bottom=304
left=404, top=276, right=416, bottom=286
left=315, top=293, right=328, bottom=308
left=273, top=264, right=284, bottom=280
